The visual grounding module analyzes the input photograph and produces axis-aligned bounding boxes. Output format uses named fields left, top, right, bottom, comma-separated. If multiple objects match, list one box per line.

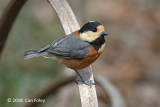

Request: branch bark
left=47, top=0, right=98, bottom=107
left=0, top=0, right=27, bottom=57
left=24, top=76, right=75, bottom=107
left=96, top=75, right=126, bottom=107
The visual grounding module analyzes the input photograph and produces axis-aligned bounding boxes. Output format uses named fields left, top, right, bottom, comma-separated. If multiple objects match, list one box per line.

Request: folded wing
left=24, top=33, right=91, bottom=60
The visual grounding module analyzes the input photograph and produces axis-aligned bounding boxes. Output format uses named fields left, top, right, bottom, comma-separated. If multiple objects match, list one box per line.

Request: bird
left=24, top=21, right=108, bottom=86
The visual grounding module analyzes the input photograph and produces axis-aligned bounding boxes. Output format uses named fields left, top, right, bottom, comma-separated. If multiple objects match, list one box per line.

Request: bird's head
left=79, top=21, right=108, bottom=43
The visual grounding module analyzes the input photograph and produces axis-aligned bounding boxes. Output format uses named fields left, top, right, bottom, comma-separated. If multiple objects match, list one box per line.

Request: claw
left=75, top=78, right=96, bottom=87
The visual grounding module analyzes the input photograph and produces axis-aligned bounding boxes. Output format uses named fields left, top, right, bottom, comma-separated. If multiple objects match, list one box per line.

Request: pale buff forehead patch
left=89, top=21, right=95, bottom=22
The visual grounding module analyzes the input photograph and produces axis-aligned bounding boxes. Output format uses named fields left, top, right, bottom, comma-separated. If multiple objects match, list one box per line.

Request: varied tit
left=24, top=21, right=108, bottom=86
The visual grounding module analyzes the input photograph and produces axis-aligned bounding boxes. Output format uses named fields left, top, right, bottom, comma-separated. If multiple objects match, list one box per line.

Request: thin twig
left=96, top=75, right=127, bottom=107
left=24, top=76, right=75, bottom=107
left=0, top=0, right=27, bottom=57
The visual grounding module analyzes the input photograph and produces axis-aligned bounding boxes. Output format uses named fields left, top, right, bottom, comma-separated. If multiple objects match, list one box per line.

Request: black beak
left=101, top=31, right=108, bottom=36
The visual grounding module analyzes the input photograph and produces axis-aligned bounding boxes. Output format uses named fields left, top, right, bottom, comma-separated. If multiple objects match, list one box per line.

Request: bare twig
left=48, top=0, right=80, bottom=34
left=70, top=0, right=84, bottom=24
left=24, top=76, right=75, bottom=107
left=48, top=0, right=98, bottom=107
left=0, top=0, right=27, bottom=57
left=96, top=75, right=127, bottom=107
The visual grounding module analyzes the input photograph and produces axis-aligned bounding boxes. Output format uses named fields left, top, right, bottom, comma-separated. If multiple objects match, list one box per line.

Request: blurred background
left=0, top=0, right=160, bottom=107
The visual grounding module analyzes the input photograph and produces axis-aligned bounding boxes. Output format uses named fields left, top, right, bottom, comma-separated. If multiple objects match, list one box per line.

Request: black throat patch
left=89, top=36, right=105, bottom=51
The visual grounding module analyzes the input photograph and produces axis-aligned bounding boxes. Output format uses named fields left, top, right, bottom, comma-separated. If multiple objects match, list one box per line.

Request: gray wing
left=45, top=33, right=91, bottom=59
left=24, top=33, right=91, bottom=60
left=24, top=36, right=68, bottom=59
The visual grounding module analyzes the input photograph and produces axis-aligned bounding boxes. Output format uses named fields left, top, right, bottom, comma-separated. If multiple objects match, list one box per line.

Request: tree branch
left=0, top=0, right=27, bottom=57
left=47, top=0, right=98, bottom=107
left=96, top=75, right=126, bottom=107
left=24, top=76, right=75, bottom=107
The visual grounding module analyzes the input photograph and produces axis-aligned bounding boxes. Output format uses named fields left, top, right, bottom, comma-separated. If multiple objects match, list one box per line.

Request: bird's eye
left=92, top=28, right=97, bottom=32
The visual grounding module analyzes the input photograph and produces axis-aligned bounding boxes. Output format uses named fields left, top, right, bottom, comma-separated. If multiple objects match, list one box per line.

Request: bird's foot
left=75, top=78, right=96, bottom=87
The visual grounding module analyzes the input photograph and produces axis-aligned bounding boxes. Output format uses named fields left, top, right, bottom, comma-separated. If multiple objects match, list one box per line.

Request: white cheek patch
left=80, top=31, right=100, bottom=42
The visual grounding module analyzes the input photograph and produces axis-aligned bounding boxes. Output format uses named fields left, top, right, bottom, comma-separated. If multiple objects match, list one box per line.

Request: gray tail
left=24, top=49, right=49, bottom=59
